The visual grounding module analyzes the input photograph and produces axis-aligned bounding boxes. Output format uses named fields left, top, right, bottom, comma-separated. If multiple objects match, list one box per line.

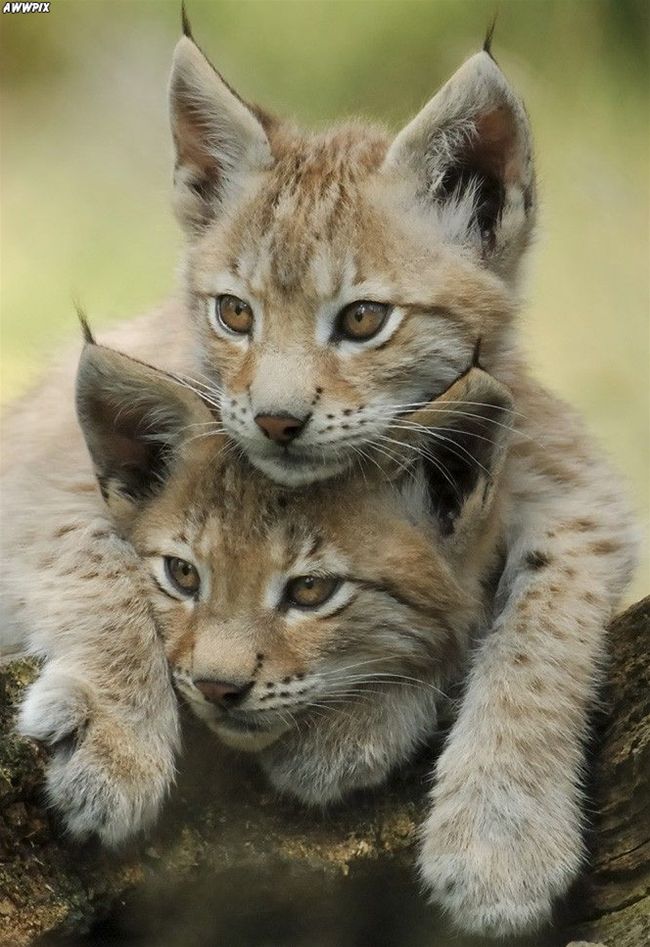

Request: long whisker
left=370, top=402, right=531, bottom=440
left=316, top=678, right=446, bottom=700
left=364, top=438, right=413, bottom=474
left=382, top=408, right=523, bottom=439
left=167, top=370, right=222, bottom=396
left=333, top=674, right=450, bottom=699
left=317, top=658, right=452, bottom=701
left=168, top=374, right=225, bottom=412
left=175, top=421, right=229, bottom=439
left=319, top=655, right=419, bottom=677
left=373, top=434, right=460, bottom=494
left=379, top=428, right=487, bottom=479
left=374, top=398, right=528, bottom=421
left=184, top=429, right=231, bottom=445
left=347, top=442, right=383, bottom=479
left=422, top=431, right=491, bottom=478
left=173, top=368, right=225, bottom=396
left=388, top=419, right=502, bottom=448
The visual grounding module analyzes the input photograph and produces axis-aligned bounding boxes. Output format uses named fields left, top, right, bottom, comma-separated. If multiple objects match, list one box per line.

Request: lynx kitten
left=1, top=22, right=637, bottom=937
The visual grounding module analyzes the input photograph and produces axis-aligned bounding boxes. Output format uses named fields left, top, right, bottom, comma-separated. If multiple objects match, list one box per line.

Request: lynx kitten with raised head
left=0, top=21, right=637, bottom=938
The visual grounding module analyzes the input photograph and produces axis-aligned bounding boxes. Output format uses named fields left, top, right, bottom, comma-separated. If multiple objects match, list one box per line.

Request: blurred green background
left=1, top=0, right=648, bottom=599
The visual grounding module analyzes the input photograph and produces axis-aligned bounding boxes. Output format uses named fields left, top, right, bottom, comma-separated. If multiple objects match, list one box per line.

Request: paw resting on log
left=1, top=599, right=648, bottom=947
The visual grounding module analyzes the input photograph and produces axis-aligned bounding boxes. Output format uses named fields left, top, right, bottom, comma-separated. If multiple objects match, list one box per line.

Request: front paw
left=418, top=784, right=583, bottom=936
left=18, top=669, right=177, bottom=847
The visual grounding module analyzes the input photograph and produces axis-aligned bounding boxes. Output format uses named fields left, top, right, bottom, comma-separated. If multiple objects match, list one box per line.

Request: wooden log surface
left=0, top=598, right=648, bottom=947
left=562, top=597, right=649, bottom=945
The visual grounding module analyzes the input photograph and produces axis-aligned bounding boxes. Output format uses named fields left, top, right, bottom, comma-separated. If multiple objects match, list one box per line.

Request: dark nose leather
left=254, top=413, right=306, bottom=444
left=194, top=679, right=253, bottom=708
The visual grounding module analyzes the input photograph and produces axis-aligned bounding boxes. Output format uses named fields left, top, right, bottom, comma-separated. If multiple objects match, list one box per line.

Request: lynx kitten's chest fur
left=0, top=22, right=638, bottom=940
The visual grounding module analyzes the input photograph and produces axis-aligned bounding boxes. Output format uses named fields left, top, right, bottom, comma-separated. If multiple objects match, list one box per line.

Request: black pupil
left=303, top=577, right=315, bottom=589
left=354, top=309, right=364, bottom=323
left=173, top=559, right=194, bottom=585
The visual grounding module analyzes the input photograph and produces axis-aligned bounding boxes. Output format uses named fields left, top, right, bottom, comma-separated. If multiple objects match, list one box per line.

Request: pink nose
left=194, top=679, right=252, bottom=708
left=254, top=413, right=306, bottom=444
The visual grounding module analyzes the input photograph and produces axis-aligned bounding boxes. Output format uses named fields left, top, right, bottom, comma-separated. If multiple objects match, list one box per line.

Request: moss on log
left=0, top=599, right=648, bottom=947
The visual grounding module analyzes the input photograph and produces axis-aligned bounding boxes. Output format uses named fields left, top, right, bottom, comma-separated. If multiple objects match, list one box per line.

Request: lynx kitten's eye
left=285, top=575, right=340, bottom=609
left=336, top=301, right=390, bottom=341
left=165, top=556, right=200, bottom=596
left=216, top=295, right=253, bottom=335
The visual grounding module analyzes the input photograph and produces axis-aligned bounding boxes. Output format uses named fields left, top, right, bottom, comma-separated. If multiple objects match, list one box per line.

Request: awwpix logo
left=3, top=1, right=51, bottom=11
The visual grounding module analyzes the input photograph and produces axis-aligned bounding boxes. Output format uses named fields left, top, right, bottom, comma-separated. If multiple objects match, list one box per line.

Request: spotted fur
left=3, top=343, right=510, bottom=848
left=0, top=29, right=638, bottom=937
left=167, top=34, right=637, bottom=934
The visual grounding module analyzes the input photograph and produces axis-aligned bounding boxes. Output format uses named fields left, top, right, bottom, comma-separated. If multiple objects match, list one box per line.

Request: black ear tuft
left=384, top=19, right=534, bottom=279
left=181, top=1, right=193, bottom=40
left=75, top=345, right=218, bottom=526
left=74, top=302, right=95, bottom=345
left=169, top=27, right=273, bottom=235
left=483, top=13, right=498, bottom=60
left=472, top=337, right=483, bottom=369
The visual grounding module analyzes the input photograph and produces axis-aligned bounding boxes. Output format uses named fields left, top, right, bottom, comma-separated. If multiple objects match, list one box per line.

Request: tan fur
left=4, top=345, right=507, bottom=843
left=0, top=31, right=638, bottom=937
left=164, top=38, right=636, bottom=933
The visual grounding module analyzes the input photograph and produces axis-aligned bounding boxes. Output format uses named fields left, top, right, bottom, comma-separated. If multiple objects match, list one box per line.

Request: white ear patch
left=382, top=50, right=535, bottom=278
left=169, top=36, right=273, bottom=230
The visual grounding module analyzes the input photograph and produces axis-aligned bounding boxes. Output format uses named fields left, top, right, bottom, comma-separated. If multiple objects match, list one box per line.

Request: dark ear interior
left=76, top=344, right=215, bottom=513
left=423, top=393, right=511, bottom=535
left=79, top=388, right=177, bottom=504
left=436, top=107, right=517, bottom=250
left=169, top=35, right=273, bottom=233
left=170, top=67, right=224, bottom=222
left=397, top=367, right=514, bottom=536
left=384, top=52, right=534, bottom=270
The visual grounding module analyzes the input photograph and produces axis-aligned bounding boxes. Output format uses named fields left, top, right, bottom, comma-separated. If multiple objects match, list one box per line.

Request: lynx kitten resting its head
left=171, top=24, right=533, bottom=485
left=75, top=337, right=511, bottom=798
left=5, top=20, right=637, bottom=940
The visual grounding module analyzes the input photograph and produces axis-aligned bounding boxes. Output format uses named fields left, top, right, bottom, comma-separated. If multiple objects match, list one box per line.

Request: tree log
left=0, top=599, right=647, bottom=947
left=562, top=597, right=649, bottom=945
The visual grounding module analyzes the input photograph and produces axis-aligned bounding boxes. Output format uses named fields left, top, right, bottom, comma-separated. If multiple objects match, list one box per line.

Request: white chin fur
left=248, top=451, right=349, bottom=486
left=210, top=720, right=286, bottom=752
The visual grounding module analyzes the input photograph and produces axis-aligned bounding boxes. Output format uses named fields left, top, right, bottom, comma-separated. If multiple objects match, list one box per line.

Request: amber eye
left=164, top=556, right=200, bottom=596
left=216, top=294, right=254, bottom=335
left=284, top=575, right=340, bottom=609
left=335, top=301, right=390, bottom=341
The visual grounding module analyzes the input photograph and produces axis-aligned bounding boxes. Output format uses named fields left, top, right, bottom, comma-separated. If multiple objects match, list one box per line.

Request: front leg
left=420, top=465, right=637, bottom=936
left=14, top=519, right=180, bottom=846
left=19, top=658, right=177, bottom=846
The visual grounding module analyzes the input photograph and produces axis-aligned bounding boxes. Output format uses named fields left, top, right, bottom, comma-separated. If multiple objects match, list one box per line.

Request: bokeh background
left=1, top=0, right=648, bottom=598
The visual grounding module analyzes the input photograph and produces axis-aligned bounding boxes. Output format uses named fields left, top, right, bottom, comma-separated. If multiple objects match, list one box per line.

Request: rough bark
left=562, top=597, right=650, bottom=945
left=0, top=599, right=647, bottom=947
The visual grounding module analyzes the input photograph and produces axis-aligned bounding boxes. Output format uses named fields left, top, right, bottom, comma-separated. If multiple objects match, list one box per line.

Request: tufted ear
left=391, top=365, right=514, bottom=540
left=382, top=50, right=535, bottom=281
left=76, top=342, right=218, bottom=528
left=169, top=27, right=274, bottom=233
